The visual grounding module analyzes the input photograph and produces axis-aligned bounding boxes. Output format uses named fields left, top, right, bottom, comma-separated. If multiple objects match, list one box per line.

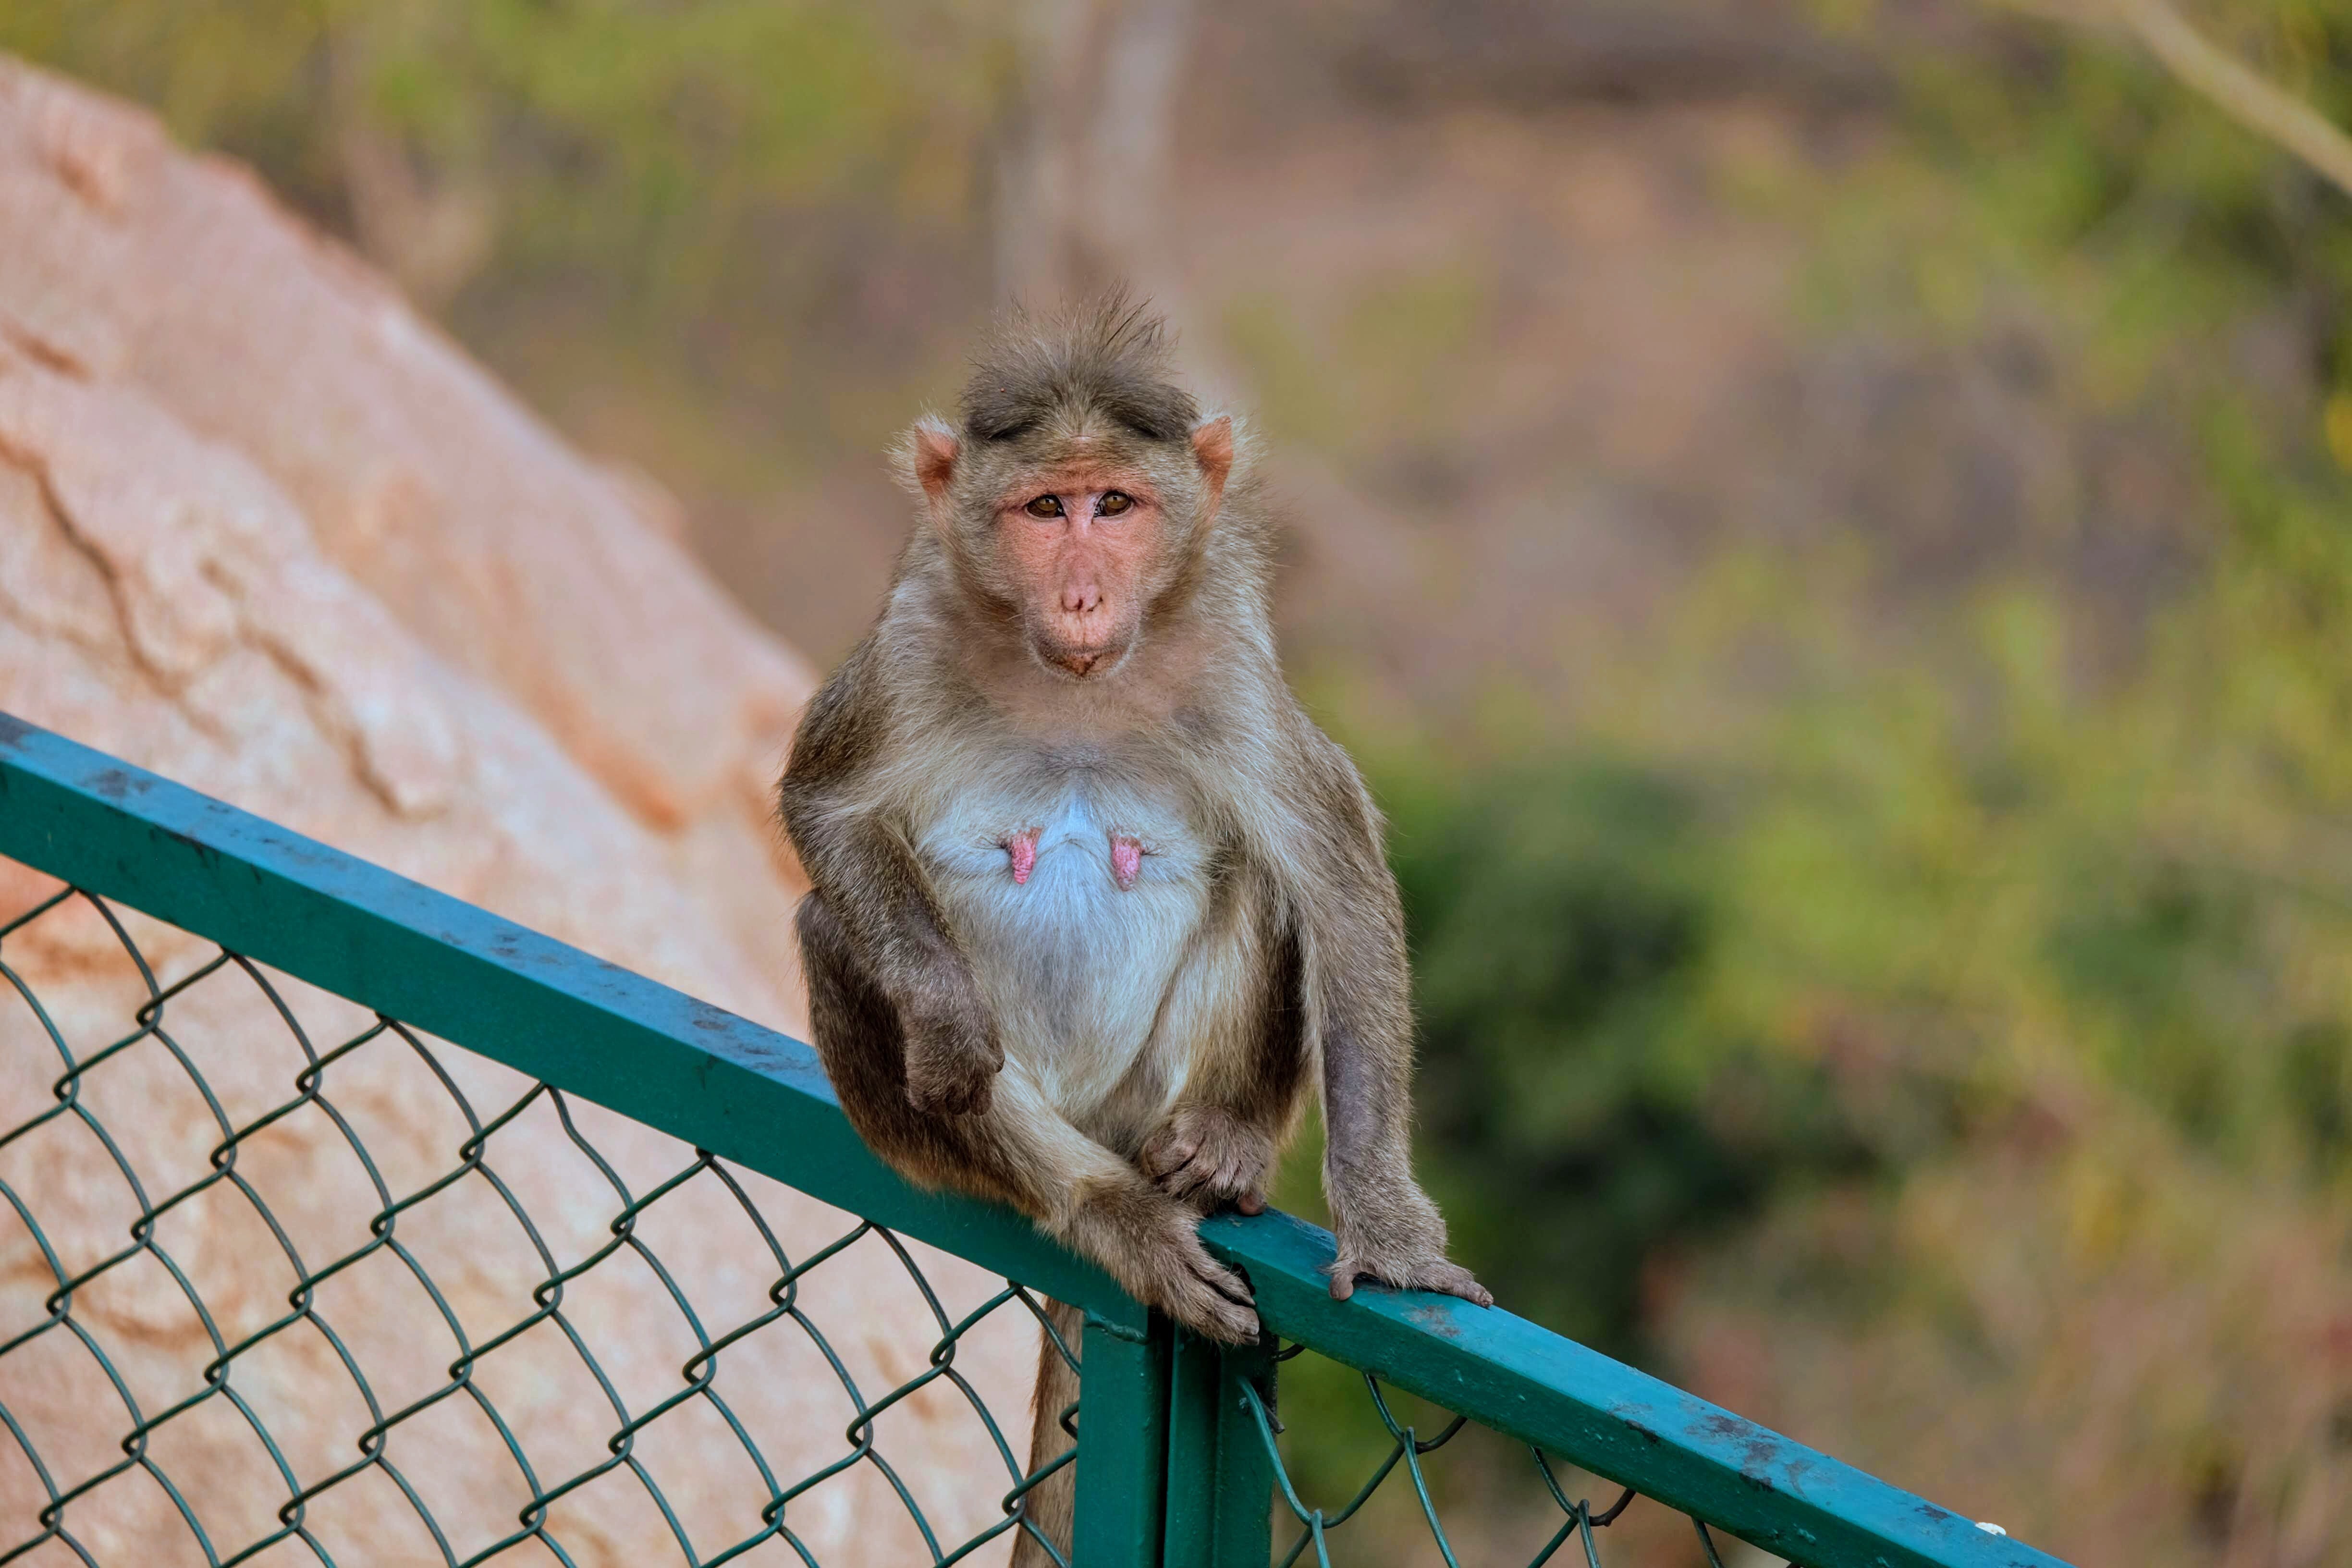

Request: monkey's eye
left=1024, top=495, right=1064, bottom=518
left=1097, top=491, right=1133, bottom=517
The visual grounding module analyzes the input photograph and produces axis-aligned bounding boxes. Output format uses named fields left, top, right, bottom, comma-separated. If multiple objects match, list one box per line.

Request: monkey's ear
left=912, top=421, right=960, bottom=507
left=1191, top=416, right=1234, bottom=521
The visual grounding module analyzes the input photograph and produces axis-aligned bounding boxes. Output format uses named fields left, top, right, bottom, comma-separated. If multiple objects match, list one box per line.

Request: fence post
left=1162, top=1327, right=1276, bottom=1567
left=1071, top=1309, right=1174, bottom=1567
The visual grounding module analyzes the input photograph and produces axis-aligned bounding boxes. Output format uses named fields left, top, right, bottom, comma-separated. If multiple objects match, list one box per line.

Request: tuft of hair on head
left=959, top=290, right=1200, bottom=446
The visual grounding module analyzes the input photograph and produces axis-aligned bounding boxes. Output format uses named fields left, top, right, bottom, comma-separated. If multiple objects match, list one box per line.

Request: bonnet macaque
left=777, top=298, right=1486, bottom=1560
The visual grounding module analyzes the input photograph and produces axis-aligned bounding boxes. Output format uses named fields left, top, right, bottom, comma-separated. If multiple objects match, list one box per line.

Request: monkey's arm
left=1290, top=740, right=1493, bottom=1307
left=778, top=666, right=1001, bottom=1116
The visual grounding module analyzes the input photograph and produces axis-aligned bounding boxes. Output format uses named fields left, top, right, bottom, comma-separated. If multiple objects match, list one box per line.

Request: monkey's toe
left=1169, top=1258, right=1260, bottom=1344
left=1140, top=1109, right=1273, bottom=1214
left=1183, top=1290, right=1261, bottom=1346
left=1153, top=1215, right=1259, bottom=1344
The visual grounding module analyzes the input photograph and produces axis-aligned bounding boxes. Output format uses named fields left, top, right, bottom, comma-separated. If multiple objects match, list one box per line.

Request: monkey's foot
left=1327, top=1250, right=1494, bottom=1309
left=1149, top=1214, right=1261, bottom=1344
left=1140, top=1106, right=1273, bottom=1215
left=1066, top=1183, right=1260, bottom=1344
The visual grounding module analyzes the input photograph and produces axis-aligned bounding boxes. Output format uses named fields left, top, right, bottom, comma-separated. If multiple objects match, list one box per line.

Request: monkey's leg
left=1009, top=1297, right=1083, bottom=1568
left=799, top=892, right=1260, bottom=1344
left=1138, top=910, right=1306, bottom=1218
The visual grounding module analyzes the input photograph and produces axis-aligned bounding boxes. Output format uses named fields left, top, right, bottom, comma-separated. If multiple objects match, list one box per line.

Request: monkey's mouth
left=1033, top=629, right=1130, bottom=679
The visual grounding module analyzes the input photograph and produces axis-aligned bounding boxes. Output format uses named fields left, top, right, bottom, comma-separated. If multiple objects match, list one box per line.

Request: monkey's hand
left=1140, top=1105, right=1274, bottom=1215
left=901, top=994, right=1003, bottom=1117
left=1328, top=1249, right=1492, bottom=1307
left=1328, top=1193, right=1494, bottom=1308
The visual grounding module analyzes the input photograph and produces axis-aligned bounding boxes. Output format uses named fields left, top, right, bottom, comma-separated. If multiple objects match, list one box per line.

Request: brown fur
left=777, top=295, right=1487, bottom=1567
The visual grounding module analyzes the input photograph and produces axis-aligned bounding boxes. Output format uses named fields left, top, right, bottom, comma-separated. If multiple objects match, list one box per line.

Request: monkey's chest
left=919, top=791, right=1214, bottom=1120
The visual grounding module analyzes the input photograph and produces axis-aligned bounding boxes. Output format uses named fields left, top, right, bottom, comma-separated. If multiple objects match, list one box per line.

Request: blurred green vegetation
left=1258, top=4, right=2352, bottom=1548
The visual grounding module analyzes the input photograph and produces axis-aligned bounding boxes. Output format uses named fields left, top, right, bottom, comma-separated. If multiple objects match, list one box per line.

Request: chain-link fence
left=1245, top=1345, right=1810, bottom=1568
left=0, top=881, right=1074, bottom=1566
left=0, top=714, right=2069, bottom=1568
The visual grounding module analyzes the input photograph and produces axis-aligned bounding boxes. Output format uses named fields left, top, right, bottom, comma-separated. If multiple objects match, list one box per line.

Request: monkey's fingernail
left=1328, top=1272, right=1354, bottom=1301
left=1237, top=1191, right=1266, bottom=1216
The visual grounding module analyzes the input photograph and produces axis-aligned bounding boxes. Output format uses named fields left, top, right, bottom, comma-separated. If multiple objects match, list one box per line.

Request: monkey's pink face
left=908, top=417, right=1231, bottom=680
left=994, top=464, right=1164, bottom=678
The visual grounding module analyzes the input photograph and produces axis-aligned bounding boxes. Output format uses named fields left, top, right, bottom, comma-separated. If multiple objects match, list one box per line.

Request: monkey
left=776, top=296, right=1489, bottom=1562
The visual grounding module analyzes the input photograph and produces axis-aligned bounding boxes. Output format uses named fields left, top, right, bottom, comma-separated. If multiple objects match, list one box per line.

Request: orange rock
left=0, top=55, right=1025, bottom=1568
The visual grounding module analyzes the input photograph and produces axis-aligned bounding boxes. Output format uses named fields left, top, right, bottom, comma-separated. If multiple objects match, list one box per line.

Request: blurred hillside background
left=9, top=0, right=2352, bottom=1563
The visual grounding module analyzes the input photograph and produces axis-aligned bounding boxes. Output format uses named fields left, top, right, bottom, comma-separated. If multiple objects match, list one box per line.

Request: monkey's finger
left=1143, top=1140, right=1200, bottom=1181
left=1416, top=1265, right=1495, bottom=1308
left=1206, top=1152, right=1244, bottom=1198
left=1157, top=1153, right=1221, bottom=1203
left=1194, top=1154, right=1242, bottom=1203
left=1389, top=1257, right=1489, bottom=1303
left=1235, top=1189, right=1266, bottom=1216
left=905, top=1077, right=992, bottom=1117
left=1154, top=1158, right=1200, bottom=1197
left=1330, top=1257, right=1495, bottom=1309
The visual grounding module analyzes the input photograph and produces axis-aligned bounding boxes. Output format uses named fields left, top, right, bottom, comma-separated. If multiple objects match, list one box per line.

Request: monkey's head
left=896, top=298, right=1237, bottom=682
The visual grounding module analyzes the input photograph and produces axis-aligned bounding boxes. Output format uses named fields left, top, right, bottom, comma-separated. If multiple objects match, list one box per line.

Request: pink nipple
left=1005, top=829, right=1040, bottom=885
left=1110, top=834, right=1143, bottom=891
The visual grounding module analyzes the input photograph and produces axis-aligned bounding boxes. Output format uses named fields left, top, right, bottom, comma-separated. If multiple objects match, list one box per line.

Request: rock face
left=0, top=57, right=1027, bottom=1566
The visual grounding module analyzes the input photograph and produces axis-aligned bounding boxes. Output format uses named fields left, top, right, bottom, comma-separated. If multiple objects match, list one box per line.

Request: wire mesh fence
left=0, top=716, right=2069, bottom=1568
left=1246, top=1344, right=1793, bottom=1568
left=0, top=870, right=1776, bottom=1568
left=0, top=878, right=1070, bottom=1568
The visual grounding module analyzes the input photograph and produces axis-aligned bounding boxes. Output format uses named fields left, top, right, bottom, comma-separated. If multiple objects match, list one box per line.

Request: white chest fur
left=919, top=774, right=1212, bottom=1130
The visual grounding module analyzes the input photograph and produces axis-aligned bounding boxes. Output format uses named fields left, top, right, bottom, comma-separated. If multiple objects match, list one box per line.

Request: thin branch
left=1997, top=0, right=2352, bottom=203
left=2114, top=0, right=2352, bottom=200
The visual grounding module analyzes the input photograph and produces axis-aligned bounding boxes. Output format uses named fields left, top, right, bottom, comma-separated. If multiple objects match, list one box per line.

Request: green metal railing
left=0, top=713, right=2069, bottom=1568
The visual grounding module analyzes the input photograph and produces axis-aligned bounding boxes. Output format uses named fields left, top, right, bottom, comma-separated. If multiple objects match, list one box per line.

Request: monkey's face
left=989, top=452, right=1167, bottom=678
left=908, top=417, right=1234, bottom=682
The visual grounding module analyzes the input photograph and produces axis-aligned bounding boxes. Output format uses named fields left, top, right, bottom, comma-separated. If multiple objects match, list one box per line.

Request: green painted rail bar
left=0, top=711, right=1135, bottom=1335
left=0, top=713, right=2073, bottom=1568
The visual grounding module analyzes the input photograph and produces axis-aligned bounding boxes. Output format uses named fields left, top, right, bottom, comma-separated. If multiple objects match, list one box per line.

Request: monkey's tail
left=1009, top=1297, right=1084, bottom=1568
